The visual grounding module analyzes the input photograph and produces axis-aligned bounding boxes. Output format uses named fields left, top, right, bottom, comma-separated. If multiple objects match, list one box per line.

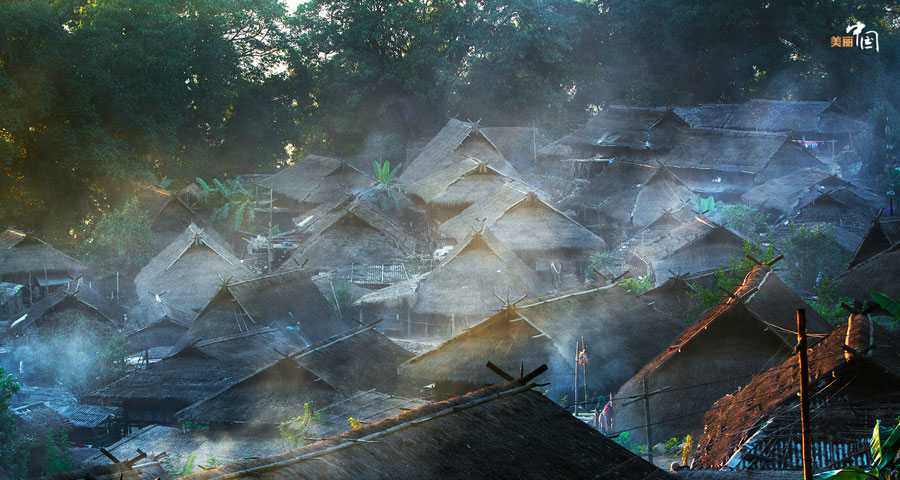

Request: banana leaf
left=813, top=467, right=879, bottom=479
left=872, top=291, right=900, bottom=319
left=872, top=418, right=900, bottom=471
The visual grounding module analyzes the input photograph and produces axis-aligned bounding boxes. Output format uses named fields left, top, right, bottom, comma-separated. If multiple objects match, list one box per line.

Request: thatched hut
left=0, top=229, right=86, bottom=299
left=134, top=185, right=197, bottom=255
left=399, top=281, right=684, bottom=400
left=357, top=228, right=542, bottom=337
left=406, top=157, right=525, bottom=222
left=170, top=269, right=353, bottom=352
left=125, top=299, right=194, bottom=354
left=639, top=275, right=704, bottom=323
left=279, top=196, right=419, bottom=275
left=13, top=402, right=77, bottom=478
left=7, top=281, right=123, bottom=336
left=611, top=262, right=832, bottom=445
left=479, top=126, right=544, bottom=176
left=739, top=168, right=849, bottom=219
left=87, top=328, right=309, bottom=427
left=609, top=210, right=746, bottom=285
left=174, top=323, right=413, bottom=429
left=398, top=119, right=521, bottom=185
left=833, top=242, right=900, bottom=303
left=182, top=380, right=670, bottom=480
left=439, top=184, right=607, bottom=281
left=693, top=315, right=900, bottom=471
left=659, top=128, right=825, bottom=200
left=539, top=106, right=688, bottom=165
left=846, top=213, right=900, bottom=269
left=258, top=155, right=374, bottom=213
left=133, top=223, right=251, bottom=316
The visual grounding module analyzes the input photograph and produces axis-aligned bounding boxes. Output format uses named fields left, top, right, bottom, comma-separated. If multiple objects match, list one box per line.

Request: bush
left=0, top=367, right=30, bottom=479
left=779, top=222, right=848, bottom=294
left=691, top=241, right=777, bottom=315
left=716, top=204, right=771, bottom=237
left=42, top=430, right=76, bottom=476
left=77, top=197, right=154, bottom=275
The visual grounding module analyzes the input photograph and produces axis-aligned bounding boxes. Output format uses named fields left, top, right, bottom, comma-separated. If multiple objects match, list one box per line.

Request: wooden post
left=532, top=120, right=537, bottom=171
left=407, top=303, right=412, bottom=338
left=573, top=341, right=579, bottom=416
left=116, top=271, right=119, bottom=302
left=450, top=314, right=455, bottom=335
left=797, top=308, right=813, bottom=480
left=643, top=377, right=653, bottom=465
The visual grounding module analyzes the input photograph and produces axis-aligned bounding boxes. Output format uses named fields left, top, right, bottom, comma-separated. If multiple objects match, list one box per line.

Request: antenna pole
left=797, top=309, right=813, bottom=480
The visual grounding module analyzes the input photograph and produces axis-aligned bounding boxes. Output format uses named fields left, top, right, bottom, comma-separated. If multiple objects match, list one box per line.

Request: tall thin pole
left=582, top=336, right=587, bottom=415
left=642, top=377, right=653, bottom=465
left=797, top=308, right=813, bottom=480
left=573, top=341, right=579, bottom=416
left=532, top=120, right=537, bottom=171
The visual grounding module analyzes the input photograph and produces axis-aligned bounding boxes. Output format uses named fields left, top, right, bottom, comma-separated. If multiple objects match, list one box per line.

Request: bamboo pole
left=573, top=340, right=579, bottom=416
left=797, top=308, right=813, bottom=480
left=643, top=377, right=653, bottom=465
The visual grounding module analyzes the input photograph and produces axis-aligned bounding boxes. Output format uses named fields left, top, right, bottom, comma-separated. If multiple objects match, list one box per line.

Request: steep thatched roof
left=612, top=264, right=832, bottom=443
left=833, top=243, right=900, bottom=302
left=412, top=228, right=542, bottom=317
left=353, top=272, right=428, bottom=308
left=739, top=168, right=848, bottom=218
left=539, top=106, right=688, bottom=159
left=439, top=183, right=607, bottom=254
left=661, top=128, right=823, bottom=174
left=182, top=381, right=670, bottom=480
left=399, top=119, right=521, bottom=185
left=674, top=104, right=740, bottom=128
left=126, top=298, right=195, bottom=334
left=401, top=282, right=684, bottom=396
left=847, top=214, right=900, bottom=268
left=479, top=126, right=543, bottom=174
left=88, top=328, right=308, bottom=409
left=723, top=99, right=864, bottom=134
left=406, top=157, right=523, bottom=210
left=569, top=161, right=696, bottom=228
left=9, top=281, right=124, bottom=334
left=135, top=185, right=195, bottom=225
left=281, top=196, right=418, bottom=272
left=171, top=269, right=352, bottom=352
left=174, top=323, right=412, bottom=426
left=13, top=402, right=74, bottom=438
left=639, top=275, right=703, bottom=323
left=258, top=155, right=374, bottom=206
left=134, top=223, right=251, bottom=315
left=0, top=229, right=86, bottom=279
left=694, top=315, right=900, bottom=470
left=39, top=460, right=168, bottom=480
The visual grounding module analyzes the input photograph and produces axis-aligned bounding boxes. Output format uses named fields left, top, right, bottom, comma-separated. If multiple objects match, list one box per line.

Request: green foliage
left=77, top=197, right=154, bottom=274
left=181, top=421, right=209, bottom=432
left=617, top=276, right=652, bottom=295
left=808, top=279, right=853, bottom=326
left=367, top=160, right=405, bottom=211
left=196, top=178, right=257, bottom=232
left=716, top=204, right=771, bottom=238
left=42, top=429, right=76, bottom=476
left=873, top=291, right=900, bottom=319
left=780, top=222, right=849, bottom=294
left=813, top=417, right=900, bottom=479
left=695, top=194, right=718, bottom=215
left=278, top=402, right=325, bottom=450
left=326, top=280, right=353, bottom=315
left=347, top=417, right=362, bottom=429
left=612, top=432, right=644, bottom=456
left=589, top=251, right=613, bottom=276
left=164, top=452, right=197, bottom=477
left=0, top=367, right=30, bottom=479
left=691, top=241, right=777, bottom=313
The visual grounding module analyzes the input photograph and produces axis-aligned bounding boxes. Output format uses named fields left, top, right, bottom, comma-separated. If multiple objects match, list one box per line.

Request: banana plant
left=196, top=178, right=256, bottom=231
left=813, top=417, right=900, bottom=479
left=367, top=160, right=405, bottom=211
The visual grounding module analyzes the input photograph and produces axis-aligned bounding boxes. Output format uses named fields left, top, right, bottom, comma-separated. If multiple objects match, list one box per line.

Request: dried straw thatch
left=693, top=315, right=900, bottom=470
left=411, top=228, right=542, bottom=318
left=175, top=323, right=412, bottom=427
left=479, top=126, right=543, bottom=175
left=133, top=223, right=251, bottom=316
left=281, top=196, right=419, bottom=273
left=170, top=268, right=352, bottom=352
left=639, top=275, right=703, bottom=323
left=0, top=229, right=85, bottom=282
left=400, top=282, right=684, bottom=398
left=833, top=243, right=900, bottom=302
left=721, top=99, right=865, bottom=135
left=258, top=155, right=374, bottom=209
left=8, top=281, right=123, bottom=335
left=612, top=264, right=832, bottom=445
left=847, top=214, right=900, bottom=268
left=439, top=183, right=607, bottom=260
left=182, top=381, right=670, bottom=480
left=539, top=106, right=688, bottom=160
left=673, top=104, right=740, bottom=128
left=135, top=185, right=197, bottom=254
left=399, top=119, right=521, bottom=185
left=739, top=168, right=847, bottom=218
left=353, top=272, right=429, bottom=309
left=126, top=299, right=194, bottom=352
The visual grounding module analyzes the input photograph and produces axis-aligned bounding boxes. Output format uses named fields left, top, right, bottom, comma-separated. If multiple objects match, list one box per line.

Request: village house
left=133, top=223, right=252, bottom=317
left=833, top=242, right=900, bottom=304
left=439, top=183, right=607, bottom=283
left=125, top=298, right=194, bottom=355
left=0, top=229, right=86, bottom=306
left=134, top=185, right=198, bottom=256
left=354, top=227, right=542, bottom=337
left=258, top=154, right=374, bottom=218
left=398, top=281, right=684, bottom=400
left=693, top=314, right=900, bottom=471
left=611, top=260, right=832, bottom=445
left=180, top=378, right=671, bottom=480
left=846, top=213, right=900, bottom=269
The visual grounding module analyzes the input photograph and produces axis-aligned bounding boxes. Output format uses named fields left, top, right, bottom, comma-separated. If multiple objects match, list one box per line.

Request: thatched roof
left=135, top=185, right=195, bottom=225
left=833, top=243, right=900, bottom=302
left=639, top=275, right=703, bottom=323
left=723, top=99, right=864, bottom=134
left=438, top=183, right=607, bottom=255
left=39, top=460, right=169, bottom=480
left=739, top=168, right=848, bottom=218
left=281, top=196, right=419, bottom=272
left=0, top=229, right=85, bottom=279
left=411, top=228, right=542, bottom=317
left=847, top=214, right=900, bottom=268
left=660, top=128, right=823, bottom=175
left=569, top=161, right=696, bottom=228
left=171, top=269, right=352, bottom=352
left=258, top=155, right=374, bottom=206
left=88, top=328, right=308, bottom=409
left=13, top=402, right=74, bottom=438
left=479, top=126, right=543, bottom=174
left=182, top=381, right=670, bottom=480
left=612, top=264, right=832, bottom=443
left=674, top=104, right=740, bottom=128
left=126, top=298, right=195, bottom=334
left=175, top=323, right=412, bottom=426
left=539, top=106, right=688, bottom=159
left=406, top=157, right=523, bottom=210
left=9, top=281, right=124, bottom=334
left=134, top=223, right=251, bottom=315
left=353, top=272, right=429, bottom=308
left=693, top=315, right=900, bottom=470
left=401, top=282, right=685, bottom=396
left=399, top=119, right=521, bottom=185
